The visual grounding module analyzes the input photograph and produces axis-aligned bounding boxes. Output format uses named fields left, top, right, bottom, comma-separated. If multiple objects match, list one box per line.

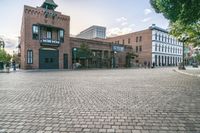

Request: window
left=32, top=25, right=39, bottom=40
left=128, top=38, right=131, bottom=44
left=139, top=46, right=142, bottom=52
left=59, top=30, right=64, bottom=43
left=155, top=44, right=157, bottom=51
left=47, top=31, right=52, bottom=39
left=155, top=33, right=157, bottom=40
left=27, top=50, right=33, bottom=64
left=122, top=39, right=125, bottom=44
left=136, top=37, right=138, bottom=42
left=136, top=46, right=138, bottom=53
left=139, top=36, right=142, bottom=42
left=158, top=44, right=160, bottom=51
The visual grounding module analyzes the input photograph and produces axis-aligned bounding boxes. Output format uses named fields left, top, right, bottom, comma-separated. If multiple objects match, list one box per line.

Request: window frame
left=32, top=25, right=39, bottom=40
left=27, top=50, right=33, bottom=64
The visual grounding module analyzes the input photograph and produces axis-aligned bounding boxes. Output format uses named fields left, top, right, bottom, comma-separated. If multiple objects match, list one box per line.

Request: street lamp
left=178, top=33, right=189, bottom=70
left=73, top=48, right=77, bottom=67
left=113, top=51, right=117, bottom=68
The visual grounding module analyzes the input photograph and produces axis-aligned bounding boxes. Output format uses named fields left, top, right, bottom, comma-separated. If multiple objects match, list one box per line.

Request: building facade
left=19, top=0, right=132, bottom=69
left=70, top=37, right=132, bottom=68
left=106, top=24, right=183, bottom=67
left=76, top=25, right=106, bottom=39
left=20, top=0, right=71, bottom=69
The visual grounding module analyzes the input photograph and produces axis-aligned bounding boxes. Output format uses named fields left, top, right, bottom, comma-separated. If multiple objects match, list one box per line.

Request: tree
left=12, top=53, right=21, bottom=65
left=126, top=52, right=138, bottom=67
left=170, top=21, right=200, bottom=46
left=0, top=49, right=12, bottom=64
left=0, top=38, right=5, bottom=49
left=77, top=43, right=92, bottom=59
left=150, top=0, right=200, bottom=46
left=195, top=53, right=200, bottom=63
left=150, top=0, right=200, bottom=25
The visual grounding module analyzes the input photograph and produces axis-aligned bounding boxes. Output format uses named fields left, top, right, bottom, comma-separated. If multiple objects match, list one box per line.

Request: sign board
left=112, top=45, right=125, bottom=52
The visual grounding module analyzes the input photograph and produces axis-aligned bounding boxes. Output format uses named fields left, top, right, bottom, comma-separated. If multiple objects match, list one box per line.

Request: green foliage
left=12, top=53, right=20, bottom=64
left=170, top=21, right=200, bottom=46
left=195, top=53, right=200, bottom=62
left=150, top=0, right=200, bottom=46
left=0, top=49, right=11, bottom=63
left=126, top=52, right=138, bottom=67
left=77, top=43, right=92, bottom=59
left=150, top=0, right=200, bottom=25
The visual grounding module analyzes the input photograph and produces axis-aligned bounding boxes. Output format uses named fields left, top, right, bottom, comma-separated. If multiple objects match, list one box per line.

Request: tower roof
left=41, top=0, right=58, bottom=10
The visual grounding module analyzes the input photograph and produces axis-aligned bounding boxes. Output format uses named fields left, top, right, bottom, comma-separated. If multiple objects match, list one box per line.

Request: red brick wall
left=105, top=29, right=152, bottom=65
left=20, top=5, right=71, bottom=69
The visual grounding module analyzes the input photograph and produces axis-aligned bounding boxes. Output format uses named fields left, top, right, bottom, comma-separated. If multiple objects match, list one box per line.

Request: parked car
left=192, top=62, right=198, bottom=68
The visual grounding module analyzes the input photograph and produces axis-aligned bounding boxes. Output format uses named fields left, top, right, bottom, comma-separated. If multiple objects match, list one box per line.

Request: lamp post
left=73, top=48, right=77, bottom=68
left=114, top=51, right=117, bottom=68
left=178, top=33, right=189, bottom=70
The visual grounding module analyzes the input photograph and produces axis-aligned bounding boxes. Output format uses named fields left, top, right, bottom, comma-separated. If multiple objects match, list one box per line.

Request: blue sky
left=0, top=0, right=169, bottom=54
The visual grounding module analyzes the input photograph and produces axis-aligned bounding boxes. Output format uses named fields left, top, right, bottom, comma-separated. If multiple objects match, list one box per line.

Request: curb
left=173, top=69, right=200, bottom=78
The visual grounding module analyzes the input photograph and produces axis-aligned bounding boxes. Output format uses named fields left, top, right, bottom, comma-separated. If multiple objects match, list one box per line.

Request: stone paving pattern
left=0, top=68, right=200, bottom=133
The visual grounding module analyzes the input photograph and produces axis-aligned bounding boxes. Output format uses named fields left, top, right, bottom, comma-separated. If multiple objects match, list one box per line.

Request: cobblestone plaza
left=0, top=68, right=200, bottom=133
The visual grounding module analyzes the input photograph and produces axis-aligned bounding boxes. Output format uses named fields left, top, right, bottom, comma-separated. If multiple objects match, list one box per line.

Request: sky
left=0, top=0, right=169, bottom=54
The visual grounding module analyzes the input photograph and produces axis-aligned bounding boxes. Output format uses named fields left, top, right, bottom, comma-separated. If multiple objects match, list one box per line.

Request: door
left=63, top=54, right=68, bottom=69
left=39, top=49, right=59, bottom=69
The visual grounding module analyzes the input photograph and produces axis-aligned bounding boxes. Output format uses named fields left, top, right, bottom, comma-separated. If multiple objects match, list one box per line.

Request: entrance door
left=63, top=54, right=68, bottom=69
left=39, top=49, right=59, bottom=69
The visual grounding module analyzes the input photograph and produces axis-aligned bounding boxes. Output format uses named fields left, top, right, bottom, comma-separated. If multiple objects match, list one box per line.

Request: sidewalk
left=173, top=66, right=200, bottom=77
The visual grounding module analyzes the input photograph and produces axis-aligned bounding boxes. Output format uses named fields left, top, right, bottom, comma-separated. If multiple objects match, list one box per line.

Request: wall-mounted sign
left=112, top=45, right=124, bottom=52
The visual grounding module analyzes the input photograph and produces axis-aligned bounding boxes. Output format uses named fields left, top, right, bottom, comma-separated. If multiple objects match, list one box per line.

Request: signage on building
left=112, top=45, right=124, bottom=52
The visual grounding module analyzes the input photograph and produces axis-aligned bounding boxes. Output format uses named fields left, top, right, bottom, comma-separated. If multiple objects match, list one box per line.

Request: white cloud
left=116, top=17, right=127, bottom=22
left=121, top=22, right=128, bottom=26
left=107, top=27, right=133, bottom=37
left=0, top=35, right=18, bottom=55
left=144, top=9, right=152, bottom=15
left=141, top=17, right=152, bottom=22
left=129, top=24, right=136, bottom=27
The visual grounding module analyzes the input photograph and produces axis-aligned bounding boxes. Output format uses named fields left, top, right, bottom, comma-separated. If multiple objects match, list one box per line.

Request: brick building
left=19, top=0, right=132, bottom=69
left=70, top=37, right=132, bottom=68
left=106, top=24, right=183, bottom=67
left=20, top=0, right=70, bottom=69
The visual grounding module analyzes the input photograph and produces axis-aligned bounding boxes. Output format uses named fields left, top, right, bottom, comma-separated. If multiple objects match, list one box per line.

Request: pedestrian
left=152, top=62, right=155, bottom=68
left=148, top=62, right=150, bottom=68
left=144, top=61, right=147, bottom=68
left=12, top=60, right=16, bottom=71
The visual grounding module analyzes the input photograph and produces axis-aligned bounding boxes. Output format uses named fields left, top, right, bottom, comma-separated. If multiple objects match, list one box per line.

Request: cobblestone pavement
left=0, top=68, right=200, bottom=133
left=184, top=67, right=200, bottom=75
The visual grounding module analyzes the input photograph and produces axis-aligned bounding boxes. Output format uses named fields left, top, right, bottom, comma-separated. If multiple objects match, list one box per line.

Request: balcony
left=40, top=38, right=60, bottom=46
